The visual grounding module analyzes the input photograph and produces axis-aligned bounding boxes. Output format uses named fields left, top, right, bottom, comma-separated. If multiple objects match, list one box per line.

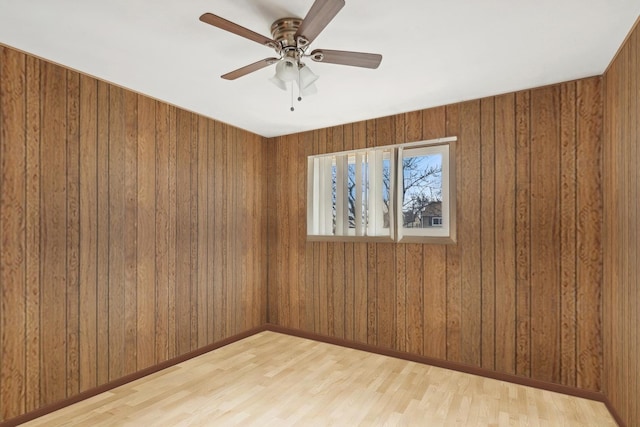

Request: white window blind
left=307, top=148, right=392, bottom=238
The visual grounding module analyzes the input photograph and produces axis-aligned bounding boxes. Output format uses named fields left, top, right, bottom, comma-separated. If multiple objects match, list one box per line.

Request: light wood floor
left=23, top=331, right=616, bottom=426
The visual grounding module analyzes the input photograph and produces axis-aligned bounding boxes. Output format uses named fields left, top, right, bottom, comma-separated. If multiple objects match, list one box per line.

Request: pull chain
left=297, top=67, right=302, bottom=102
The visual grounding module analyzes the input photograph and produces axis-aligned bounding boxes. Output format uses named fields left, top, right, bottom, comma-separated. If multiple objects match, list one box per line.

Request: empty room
left=0, top=1, right=639, bottom=426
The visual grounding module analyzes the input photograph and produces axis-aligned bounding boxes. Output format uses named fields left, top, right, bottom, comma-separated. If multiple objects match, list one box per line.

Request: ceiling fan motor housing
left=270, top=18, right=305, bottom=52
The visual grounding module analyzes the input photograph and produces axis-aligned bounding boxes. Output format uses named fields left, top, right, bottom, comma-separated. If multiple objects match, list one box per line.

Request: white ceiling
left=0, top=1, right=638, bottom=138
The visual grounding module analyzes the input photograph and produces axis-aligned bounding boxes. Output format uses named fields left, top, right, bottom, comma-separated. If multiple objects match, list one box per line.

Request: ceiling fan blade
left=200, top=13, right=276, bottom=47
left=221, top=58, right=278, bottom=80
left=295, top=0, right=345, bottom=45
left=309, top=49, right=382, bottom=69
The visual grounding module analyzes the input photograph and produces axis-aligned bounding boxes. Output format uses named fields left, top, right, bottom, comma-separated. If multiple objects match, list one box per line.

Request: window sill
left=306, top=235, right=394, bottom=243
left=306, top=234, right=457, bottom=245
left=397, top=234, right=457, bottom=245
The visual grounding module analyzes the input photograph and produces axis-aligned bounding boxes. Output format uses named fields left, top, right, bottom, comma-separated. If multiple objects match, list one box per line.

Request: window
left=307, top=147, right=393, bottom=239
left=307, top=137, right=456, bottom=243
left=397, top=143, right=452, bottom=241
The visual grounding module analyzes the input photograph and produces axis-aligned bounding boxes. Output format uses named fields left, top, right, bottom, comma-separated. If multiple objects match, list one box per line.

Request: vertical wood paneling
left=0, top=46, right=26, bottom=419
left=530, top=86, right=561, bottom=384
left=123, top=91, right=138, bottom=376
left=633, top=27, right=638, bottom=424
left=188, top=115, right=198, bottom=349
left=459, top=100, right=482, bottom=367
left=224, top=125, right=235, bottom=337
left=268, top=77, right=604, bottom=393
left=480, top=97, right=496, bottom=371
left=213, top=121, right=225, bottom=341
left=175, top=109, right=191, bottom=355
left=296, top=133, right=310, bottom=332
left=153, top=101, right=170, bottom=362
left=79, top=75, right=97, bottom=392
left=330, top=237, right=345, bottom=339
left=515, top=90, right=532, bottom=378
left=95, top=81, right=110, bottom=386
left=559, top=82, right=577, bottom=388
left=277, top=131, right=290, bottom=329
left=576, top=78, right=602, bottom=392
left=297, top=132, right=311, bottom=333
left=108, top=86, right=126, bottom=381
left=256, top=133, right=266, bottom=325
left=66, top=70, right=81, bottom=397
left=494, top=93, right=517, bottom=375
left=25, top=55, right=41, bottom=410
left=603, top=19, right=639, bottom=427
left=238, top=131, right=249, bottom=331
left=0, top=46, right=268, bottom=424
left=376, top=243, right=395, bottom=349
left=137, top=95, right=156, bottom=370
left=40, top=61, right=67, bottom=405
left=206, top=117, right=215, bottom=343
left=632, top=27, right=638, bottom=427
left=227, top=126, right=236, bottom=335
left=166, top=105, right=177, bottom=359
left=619, top=44, right=630, bottom=427
left=366, top=241, right=377, bottom=346
left=301, top=133, right=310, bottom=333
left=288, top=131, right=300, bottom=333
left=196, top=116, right=208, bottom=347
left=445, top=104, right=462, bottom=363
left=602, top=50, right=614, bottom=414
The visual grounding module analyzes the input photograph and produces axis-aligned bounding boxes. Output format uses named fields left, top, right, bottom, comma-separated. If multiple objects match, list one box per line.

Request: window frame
left=307, top=136, right=457, bottom=244
left=395, top=141, right=456, bottom=244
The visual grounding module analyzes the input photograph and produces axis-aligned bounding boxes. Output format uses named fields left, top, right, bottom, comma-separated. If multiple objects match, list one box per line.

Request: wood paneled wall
left=267, top=77, right=603, bottom=391
left=0, top=45, right=267, bottom=422
left=603, top=19, right=640, bottom=427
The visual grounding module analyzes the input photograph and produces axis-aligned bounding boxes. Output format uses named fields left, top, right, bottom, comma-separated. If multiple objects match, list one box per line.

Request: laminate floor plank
left=23, top=331, right=615, bottom=426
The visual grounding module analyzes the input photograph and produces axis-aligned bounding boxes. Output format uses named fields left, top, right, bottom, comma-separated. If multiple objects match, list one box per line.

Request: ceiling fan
left=199, top=0, right=382, bottom=109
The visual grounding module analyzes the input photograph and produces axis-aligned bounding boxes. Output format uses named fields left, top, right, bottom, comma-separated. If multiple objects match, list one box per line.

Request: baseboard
left=0, top=325, right=268, bottom=427
left=265, top=324, right=626, bottom=427
left=602, top=396, right=627, bottom=427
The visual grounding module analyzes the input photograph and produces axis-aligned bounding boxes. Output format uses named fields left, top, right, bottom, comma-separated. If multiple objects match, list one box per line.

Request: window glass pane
left=402, top=153, right=443, bottom=229
left=331, top=161, right=337, bottom=233
left=347, top=161, right=356, bottom=229
left=382, top=156, right=391, bottom=229
left=362, top=160, right=369, bottom=230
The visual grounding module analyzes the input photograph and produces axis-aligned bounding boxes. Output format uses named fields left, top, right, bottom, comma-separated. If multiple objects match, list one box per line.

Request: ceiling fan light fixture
left=299, top=81, right=318, bottom=97
left=275, top=57, right=298, bottom=82
left=269, top=75, right=287, bottom=91
left=298, top=64, right=319, bottom=89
